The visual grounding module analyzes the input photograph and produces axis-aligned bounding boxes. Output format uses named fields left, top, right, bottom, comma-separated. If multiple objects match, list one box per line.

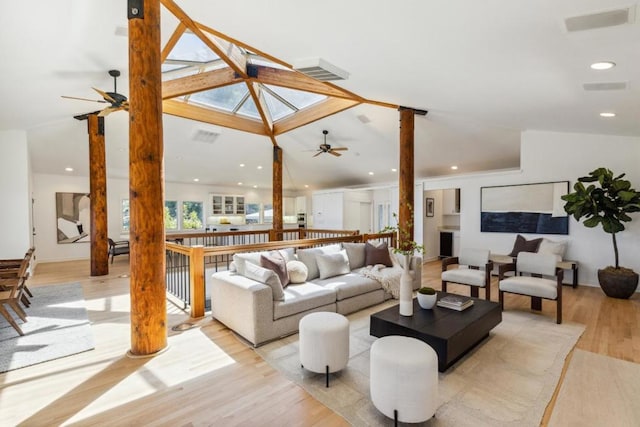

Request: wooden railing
left=164, top=229, right=395, bottom=317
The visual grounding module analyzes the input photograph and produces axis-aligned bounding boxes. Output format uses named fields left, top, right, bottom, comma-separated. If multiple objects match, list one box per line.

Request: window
left=245, top=203, right=260, bottom=224
left=182, top=201, right=203, bottom=229
left=164, top=200, right=178, bottom=230
left=263, top=203, right=273, bottom=224
left=122, top=199, right=130, bottom=232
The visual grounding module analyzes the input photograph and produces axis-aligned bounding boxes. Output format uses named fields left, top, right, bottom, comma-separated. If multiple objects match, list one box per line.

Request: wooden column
left=88, top=114, right=109, bottom=276
left=398, top=107, right=415, bottom=251
left=272, top=146, right=283, bottom=240
left=128, top=0, right=167, bottom=356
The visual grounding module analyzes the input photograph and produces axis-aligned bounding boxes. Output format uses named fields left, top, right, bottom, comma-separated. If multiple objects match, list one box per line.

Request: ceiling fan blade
left=331, top=147, right=348, bottom=151
left=313, top=151, right=323, bottom=157
left=92, top=87, right=117, bottom=104
left=329, top=150, right=342, bottom=157
left=61, top=95, right=108, bottom=104
left=98, top=106, right=120, bottom=117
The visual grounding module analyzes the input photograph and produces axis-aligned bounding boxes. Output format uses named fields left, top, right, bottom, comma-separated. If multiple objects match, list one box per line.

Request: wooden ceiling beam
left=160, top=0, right=247, bottom=78
left=161, top=23, right=186, bottom=63
left=162, top=100, right=266, bottom=135
left=246, top=82, right=278, bottom=146
left=251, top=65, right=358, bottom=100
left=274, top=98, right=361, bottom=135
left=162, top=68, right=241, bottom=99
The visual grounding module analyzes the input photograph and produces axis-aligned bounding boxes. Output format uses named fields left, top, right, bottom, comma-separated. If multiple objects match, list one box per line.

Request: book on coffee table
left=437, top=295, right=474, bottom=311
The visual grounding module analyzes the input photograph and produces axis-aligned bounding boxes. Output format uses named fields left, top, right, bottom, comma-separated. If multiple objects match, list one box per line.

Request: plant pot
left=417, top=293, right=437, bottom=309
left=597, top=267, right=639, bottom=299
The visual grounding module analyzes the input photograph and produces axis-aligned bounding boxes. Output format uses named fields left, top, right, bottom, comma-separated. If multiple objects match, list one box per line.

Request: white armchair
left=498, top=252, right=563, bottom=324
left=441, top=248, right=493, bottom=300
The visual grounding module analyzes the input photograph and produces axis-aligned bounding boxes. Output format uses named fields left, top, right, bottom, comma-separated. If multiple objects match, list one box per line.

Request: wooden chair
left=0, top=258, right=30, bottom=336
left=498, top=252, right=563, bottom=324
left=108, top=238, right=130, bottom=264
left=441, top=248, right=493, bottom=300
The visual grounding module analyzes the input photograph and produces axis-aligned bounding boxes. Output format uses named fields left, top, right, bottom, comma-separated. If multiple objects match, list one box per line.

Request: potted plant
left=561, top=167, right=640, bottom=299
left=381, top=205, right=425, bottom=315
left=417, top=286, right=437, bottom=309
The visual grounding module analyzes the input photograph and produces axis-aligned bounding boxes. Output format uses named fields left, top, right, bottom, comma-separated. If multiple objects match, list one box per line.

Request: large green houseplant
left=561, top=167, right=640, bottom=298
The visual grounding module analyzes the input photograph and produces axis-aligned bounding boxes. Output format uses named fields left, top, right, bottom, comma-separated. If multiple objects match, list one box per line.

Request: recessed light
left=253, top=185, right=258, bottom=188
left=368, top=172, right=374, bottom=176
left=239, top=163, right=245, bottom=167
left=257, top=165, right=263, bottom=170
left=65, top=167, right=73, bottom=172
left=600, top=112, right=616, bottom=117
left=237, top=182, right=243, bottom=185
left=193, top=178, right=199, bottom=182
left=391, top=168, right=397, bottom=172
left=590, top=61, right=616, bottom=70
left=304, top=184, right=309, bottom=188
left=451, top=165, right=458, bottom=170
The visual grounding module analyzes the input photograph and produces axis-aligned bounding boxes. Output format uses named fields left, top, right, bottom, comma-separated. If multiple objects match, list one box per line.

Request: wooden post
left=398, top=107, right=415, bottom=251
left=189, top=245, right=205, bottom=318
left=128, top=0, right=167, bottom=356
left=272, top=146, right=283, bottom=241
left=88, top=114, right=109, bottom=276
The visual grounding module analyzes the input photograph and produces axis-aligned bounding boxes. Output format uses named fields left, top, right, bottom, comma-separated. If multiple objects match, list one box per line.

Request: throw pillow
left=244, top=262, right=285, bottom=301
left=316, top=250, right=351, bottom=279
left=537, top=238, right=567, bottom=261
left=233, top=251, right=265, bottom=275
left=286, top=260, right=308, bottom=284
left=365, top=241, right=393, bottom=267
left=296, top=244, right=342, bottom=281
left=508, top=234, right=543, bottom=257
left=260, top=252, right=290, bottom=287
left=342, top=242, right=366, bottom=269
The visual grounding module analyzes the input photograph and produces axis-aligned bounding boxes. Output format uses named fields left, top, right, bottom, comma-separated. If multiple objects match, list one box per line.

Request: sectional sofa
left=210, top=242, right=422, bottom=346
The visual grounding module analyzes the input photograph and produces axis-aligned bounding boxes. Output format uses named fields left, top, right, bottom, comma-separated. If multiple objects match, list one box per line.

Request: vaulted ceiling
left=2, top=0, right=639, bottom=191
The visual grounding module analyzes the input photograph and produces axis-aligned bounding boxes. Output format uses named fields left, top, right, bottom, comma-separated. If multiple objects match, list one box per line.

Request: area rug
left=255, top=302, right=585, bottom=426
left=548, top=349, right=640, bottom=426
left=0, top=282, right=94, bottom=373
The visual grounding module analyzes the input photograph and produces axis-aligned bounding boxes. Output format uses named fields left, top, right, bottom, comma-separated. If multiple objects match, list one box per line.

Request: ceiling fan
left=313, top=130, right=348, bottom=157
left=62, top=69, right=129, bottom=117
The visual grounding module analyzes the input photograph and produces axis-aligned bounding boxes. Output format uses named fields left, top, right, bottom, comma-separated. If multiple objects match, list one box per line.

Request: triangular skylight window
left=189, top=84, right=249, bottom=112
left=236, top=97, right=261, bottom=119
left=166, top=31, right=219, bottom=64
left=265, top=85, right=325, bottom=110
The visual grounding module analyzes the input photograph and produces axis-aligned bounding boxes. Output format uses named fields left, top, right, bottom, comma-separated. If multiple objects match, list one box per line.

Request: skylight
left=167, top=31, right=219, bottom=63
left=189, top=84, right=249, bottom=112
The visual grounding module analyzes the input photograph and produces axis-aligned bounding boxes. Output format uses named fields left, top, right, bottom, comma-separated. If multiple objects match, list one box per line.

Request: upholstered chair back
left=517, top=252, right=557, bottom=276
left=458, top=248, right=490, bottom=268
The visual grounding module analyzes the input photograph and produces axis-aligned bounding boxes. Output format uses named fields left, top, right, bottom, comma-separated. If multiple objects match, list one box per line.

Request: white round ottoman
left=370, top=336, right=438, bottom=425
left=299, top=311, right=349, bottom=387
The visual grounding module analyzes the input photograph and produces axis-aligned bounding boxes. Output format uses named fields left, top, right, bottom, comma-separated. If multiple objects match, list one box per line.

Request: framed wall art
left=426, top=198, right=434, bottom=217
left=480, top=181, right=569, bottom=234
left=56, top=192, right=91, bottom=243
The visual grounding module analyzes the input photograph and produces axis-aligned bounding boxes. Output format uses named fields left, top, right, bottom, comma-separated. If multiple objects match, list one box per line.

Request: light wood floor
left=0, top=259, right=638, bottom=426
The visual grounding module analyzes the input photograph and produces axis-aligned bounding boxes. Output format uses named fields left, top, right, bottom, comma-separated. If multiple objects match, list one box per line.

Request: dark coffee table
left=370, top=292, right=502, bottom=372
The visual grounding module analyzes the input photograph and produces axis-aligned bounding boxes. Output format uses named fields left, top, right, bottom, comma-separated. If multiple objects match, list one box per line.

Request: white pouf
left=370, top=336, right=438, bottom=424
left=299, top=312, right=349, bottom=387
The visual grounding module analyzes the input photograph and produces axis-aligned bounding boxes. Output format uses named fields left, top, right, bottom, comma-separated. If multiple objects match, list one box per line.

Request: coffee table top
left=370, top=292, right=501, bottom=340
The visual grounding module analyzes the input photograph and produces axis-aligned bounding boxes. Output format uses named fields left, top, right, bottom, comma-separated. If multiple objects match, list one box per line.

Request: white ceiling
left=2, top=0, right=638, bottom=191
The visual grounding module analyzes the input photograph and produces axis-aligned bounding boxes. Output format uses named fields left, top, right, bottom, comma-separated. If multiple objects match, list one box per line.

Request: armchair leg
left=499, top=290, right=504, bottom=309
left=531, top=297, right=542, bottom=311
left=485, top=285, right=491, bottom=301
left=442, top=281, right=447, bottom=293
left=470, top=287, right=479, bottom=298
left=557, top=298, right=562, bottom=324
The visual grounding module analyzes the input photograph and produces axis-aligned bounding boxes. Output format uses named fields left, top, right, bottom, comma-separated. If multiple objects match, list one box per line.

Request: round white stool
left=299, top=312, right=349, bottom=387
left=370, top=336, right=438, bottom=425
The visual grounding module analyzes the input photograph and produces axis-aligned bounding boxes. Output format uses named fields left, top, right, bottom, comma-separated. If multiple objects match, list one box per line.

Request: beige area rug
left=549, top=349, right=640, bottom=427
left=255, top=302, right=585, bottom=426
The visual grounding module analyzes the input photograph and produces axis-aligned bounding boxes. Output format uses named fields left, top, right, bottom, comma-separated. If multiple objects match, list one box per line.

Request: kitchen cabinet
left=283, top=197, right=296, bottom=216
left=295, top=196, right=307, bottom=213
left=209, top=194, right=245, bottom=215
left=443, top=188, right=460, bottom=215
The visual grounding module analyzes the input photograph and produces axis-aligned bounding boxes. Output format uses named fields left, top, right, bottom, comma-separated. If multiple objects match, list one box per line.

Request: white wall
left=421, top=130, right=640, bottom=288
left=32, top=172, right=297, bottom=262
left=0, top=130, right=32, bottom=258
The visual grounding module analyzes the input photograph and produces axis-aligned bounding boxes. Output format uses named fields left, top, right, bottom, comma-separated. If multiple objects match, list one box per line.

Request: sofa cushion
left=537, top=238, right=567, bottom=261
left=273, top=283, right=336, bottom=320
left=297, top=244, right=342, bottom=280
left=442, top=268, right=487, bottom=287
left=316, top=250, right=350, bottom=279
left=260, top=252, right=290, bottom=287
left=508, top=234, right=542, bottom=257
left=499, top=276, right=558, bottom=300
left=244, top=262, right=285, bottom=301
left=286, top=260, right=308, bottom=284
left=342, top=242, right=366, bottom=269
left=313, top=271, right=382, bottom=300
left=365, top=241, right=393, bottom=267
